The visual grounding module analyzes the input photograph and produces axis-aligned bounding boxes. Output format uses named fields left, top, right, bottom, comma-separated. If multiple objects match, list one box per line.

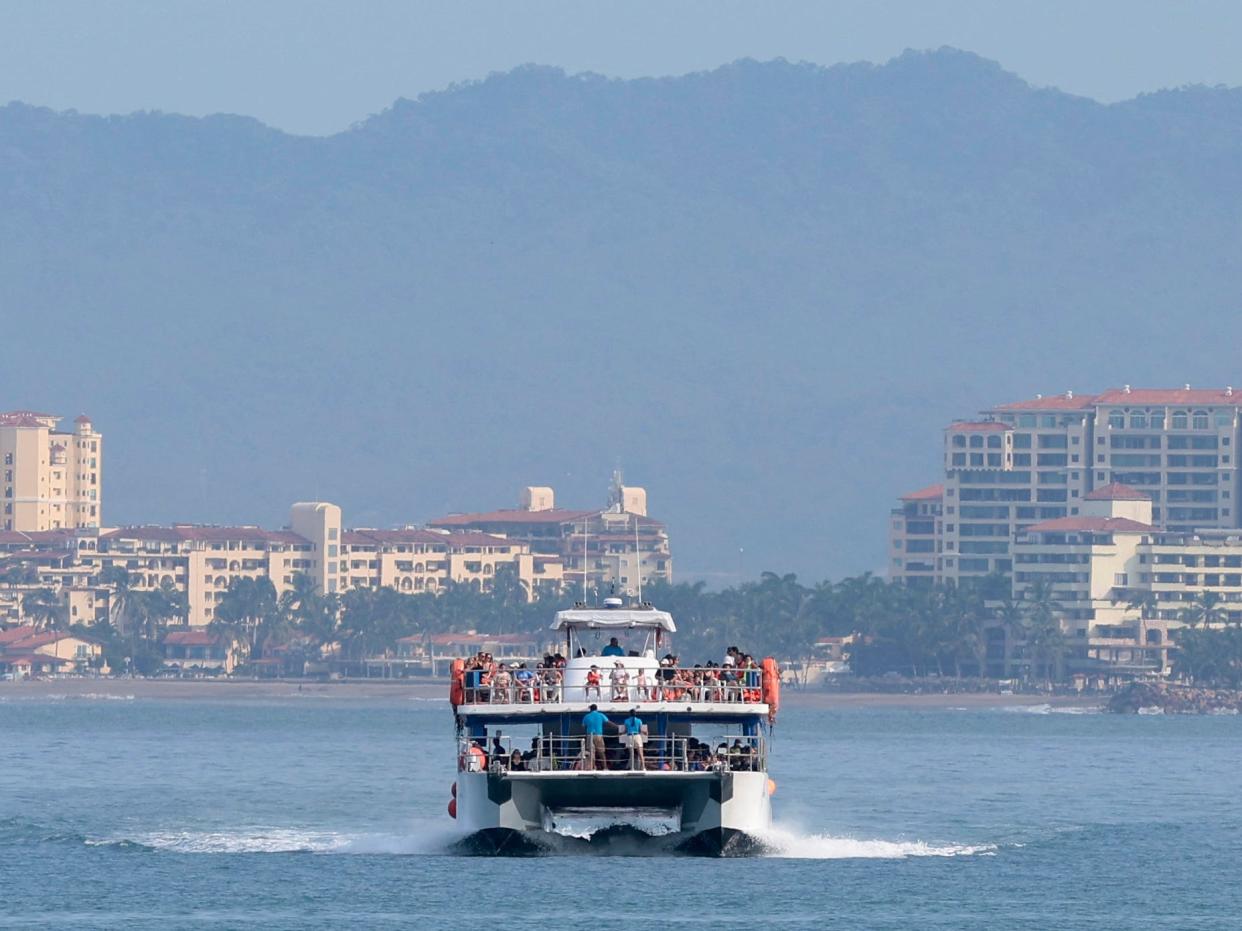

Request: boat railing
left=459, top=666, right=766, bottom=707
left=457, top=733, right=766, bottom=774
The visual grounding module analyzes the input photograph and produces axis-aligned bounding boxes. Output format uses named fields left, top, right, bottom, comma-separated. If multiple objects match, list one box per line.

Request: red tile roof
left=443, top=532, right=519, bottom=548
left=74, top=414, right=92, bottom=424
left=344, top=529, right=450, bottom=547
left=163, top=630, right=219, bottom=646
left=0, top=625, right=37, bottom=644
left=103, top=526, right=310, bottom=546
left=429, top=508, right=596, bottom=527
left=1084, top=483, right=1151, bottom=501
left=1022, top=516, right=1153, bottom=534
left=0, top=652, right=71, bottom=666
left=946, top=421, right=1009, bottom=432
left=0, top=414, right=47, bottom=428
left=900, top=484, right=944, bottom=501
left=990, top=393, right=1097, bottom=411
left=1094, top=387, right=1242, bottom=406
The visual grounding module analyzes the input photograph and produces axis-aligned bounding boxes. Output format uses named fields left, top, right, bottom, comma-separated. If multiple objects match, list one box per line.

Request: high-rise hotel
left=891, top=387, right=1242, bottom=586
left=0, top=411, right=102, bottom=532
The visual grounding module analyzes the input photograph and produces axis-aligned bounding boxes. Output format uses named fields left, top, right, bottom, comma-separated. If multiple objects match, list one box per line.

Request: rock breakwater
left=1108, top=682, right=1242, bottom=714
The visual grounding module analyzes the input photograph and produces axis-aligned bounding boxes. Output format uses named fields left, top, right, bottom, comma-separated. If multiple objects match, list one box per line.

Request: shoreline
left=0, top=677, right=1104, bottom=709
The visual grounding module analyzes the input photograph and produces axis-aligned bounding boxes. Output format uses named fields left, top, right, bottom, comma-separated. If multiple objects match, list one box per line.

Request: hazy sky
left=2, top=1, right=1240, bottom=135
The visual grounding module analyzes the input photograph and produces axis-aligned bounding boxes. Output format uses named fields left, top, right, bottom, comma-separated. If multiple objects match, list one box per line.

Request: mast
left=634, top=512, right=642, bottom=603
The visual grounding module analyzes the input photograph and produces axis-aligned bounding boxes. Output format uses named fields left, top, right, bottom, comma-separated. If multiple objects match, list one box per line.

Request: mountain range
left=4, top=48, right=1242, bottom=581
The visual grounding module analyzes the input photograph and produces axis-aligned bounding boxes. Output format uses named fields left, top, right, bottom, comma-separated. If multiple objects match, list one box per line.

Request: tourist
left=635, top=666, right=652, bottom=701
left=491, top=665, right=512, bottom=703
left=602, top=636, right=625, bottom=657
left=610, top=661, right=630, bottom=701
left=622, top=707, right=646, bottom=770
left=582, top=703, right=608, bottom=770
left=585, top=664, right=602, bottom=700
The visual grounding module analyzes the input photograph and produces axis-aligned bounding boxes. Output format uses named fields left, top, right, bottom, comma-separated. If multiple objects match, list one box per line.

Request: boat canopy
left=551, top=608, right=677, bottom=633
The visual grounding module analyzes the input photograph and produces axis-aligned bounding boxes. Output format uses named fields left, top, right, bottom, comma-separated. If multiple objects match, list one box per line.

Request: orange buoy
left=767, top=778, right=777, bottom=796
left=447, top=798, right=457, bottom=819
left=450, top=781, right=457, bottom=798
left=449, top=659, right=466, bottom=707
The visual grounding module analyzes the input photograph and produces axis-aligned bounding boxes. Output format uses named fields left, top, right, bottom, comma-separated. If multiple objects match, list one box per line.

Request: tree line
left=14, top=564, right=1242, bottom=685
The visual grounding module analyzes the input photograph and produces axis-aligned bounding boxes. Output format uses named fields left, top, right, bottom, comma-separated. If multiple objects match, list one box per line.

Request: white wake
left=756, top=825, right=996, bottom=859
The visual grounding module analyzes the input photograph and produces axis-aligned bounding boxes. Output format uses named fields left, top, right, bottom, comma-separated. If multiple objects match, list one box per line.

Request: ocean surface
left=2, top=691, right=1241, bottom=929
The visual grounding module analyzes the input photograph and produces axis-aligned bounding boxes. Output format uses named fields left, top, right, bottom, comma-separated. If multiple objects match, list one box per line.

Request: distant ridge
left=3, top=48, right=1242, bottom=580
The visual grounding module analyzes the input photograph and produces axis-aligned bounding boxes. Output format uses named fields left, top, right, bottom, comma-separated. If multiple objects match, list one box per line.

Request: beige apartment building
left=0, top=411, right=102, bottom=532
left=428, top=477, right=672, bottom=598
left=1008, top=481, right=1242, bottom=678
left=888, top=484, right=943, bottom=588
left=893, top=386, right=1242, bottom=587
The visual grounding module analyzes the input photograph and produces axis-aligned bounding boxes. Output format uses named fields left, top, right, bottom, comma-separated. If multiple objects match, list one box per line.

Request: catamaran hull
left=453, top=769, right=772, bottom=857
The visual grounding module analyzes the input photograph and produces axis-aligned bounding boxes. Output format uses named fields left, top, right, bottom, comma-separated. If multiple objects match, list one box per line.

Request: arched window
left=1172, top=411, right=1188, bottom=429
left=415, top=563, right=424, bottom=573
left=1192, top=410, right=1209, bottom=430
left=969, top=435, right=984, bottom=448
left=952, top=434, right=966, bottom=448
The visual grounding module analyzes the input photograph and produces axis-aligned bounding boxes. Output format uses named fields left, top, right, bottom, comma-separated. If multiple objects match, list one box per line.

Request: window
left=1172, top=411, right=1188, bottom=429
left=1114, top=573, right=1128, bottom=586
left=1129, top=413, right=1147, bottom=428
left=969, top=435, right=984, bottom=448
left=328, top=527, right=338, bottom=540
left=1012, top=433, right=1032, bottom=449
left=1193, top=411, right=1210, bottom=430
left=970, top=453, right=984, bottom=466
left=987, top=453, right=1002, bottom=466
left=951, top=453, right=966, bottom=466
left=1152, top=412, right=1165, bottom=430
left=952, top=435, right=966, bottom=448
left=1108, top=411, right=1125, bottom=429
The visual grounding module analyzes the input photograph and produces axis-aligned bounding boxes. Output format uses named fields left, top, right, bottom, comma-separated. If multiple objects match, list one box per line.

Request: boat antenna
left=634, top=511, right=642, bottom=603
left=581, top=517, right=589, bottom=603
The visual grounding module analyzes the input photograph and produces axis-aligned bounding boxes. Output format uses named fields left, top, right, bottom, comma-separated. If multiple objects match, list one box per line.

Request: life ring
left=761, top=657, right=780, bottom=721
left=449, top=659, right=465, bottom=707
left=447, top=798, right=457, bottom=819
left=450, top=781, right=457, bottom=798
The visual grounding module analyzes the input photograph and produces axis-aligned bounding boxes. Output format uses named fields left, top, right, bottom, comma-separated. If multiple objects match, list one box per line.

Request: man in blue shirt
left=622, top=708, right=646, bottom=770
left=601, top=637, right=625, bottom=657
left=582, top=704, right=608, bottom=770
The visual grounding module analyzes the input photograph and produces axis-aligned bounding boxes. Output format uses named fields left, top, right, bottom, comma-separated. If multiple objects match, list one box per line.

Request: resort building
left=897, top=386, right=1242, bottom=586
left=888, top=484, right=943, bottom=588
left=428, top=475, right=672, bottom=598
left=0, top=411, right=102, bottom=532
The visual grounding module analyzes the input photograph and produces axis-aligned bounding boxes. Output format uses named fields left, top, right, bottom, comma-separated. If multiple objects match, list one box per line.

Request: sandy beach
left=0, top=677, right=1104, bottom=709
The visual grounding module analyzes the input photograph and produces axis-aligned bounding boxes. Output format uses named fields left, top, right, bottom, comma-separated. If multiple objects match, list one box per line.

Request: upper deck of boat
left=456, top=697, right=771, bottom=721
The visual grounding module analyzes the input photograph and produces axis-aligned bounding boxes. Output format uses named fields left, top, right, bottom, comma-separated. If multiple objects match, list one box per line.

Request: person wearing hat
left=622, top=707, right=647, bottom=770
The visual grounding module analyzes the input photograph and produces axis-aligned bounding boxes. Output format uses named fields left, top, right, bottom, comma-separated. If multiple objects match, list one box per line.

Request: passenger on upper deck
left=610, top=662, right=630, bottom=701
left=601, top=637, right=625, bottom=657
left=585, top=665, right=602, bottom=699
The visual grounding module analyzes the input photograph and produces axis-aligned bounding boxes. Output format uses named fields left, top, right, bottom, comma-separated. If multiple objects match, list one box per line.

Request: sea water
left=2, top=693, right=1241, bottom=929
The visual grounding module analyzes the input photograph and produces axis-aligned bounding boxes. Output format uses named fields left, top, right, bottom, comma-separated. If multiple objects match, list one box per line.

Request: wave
left=0, top=692, right=136, bottom=702
left=999, top=703, right=1101, bottom=715
left=3, top=814, right=994, bottom=862
left=755, top=825, right=996, bottom=859
left=87, top=826, right=461, bottom=856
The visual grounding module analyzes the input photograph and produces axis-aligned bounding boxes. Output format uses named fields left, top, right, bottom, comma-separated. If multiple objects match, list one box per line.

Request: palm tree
left=279, top=573, right=338, bottom=650
left=98, top=566, right=133, bottom=634
left=1021, top=579, right=1065, bottom=683
left=22, top=588, right=66, bottom=631
left=210, top=576, right=278, bottom=662
left=1180, top=590, right=1225, bottom=629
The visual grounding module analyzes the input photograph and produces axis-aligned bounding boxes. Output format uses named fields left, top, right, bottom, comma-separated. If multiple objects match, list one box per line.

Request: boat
left=446, top=597, right=779, bottom=856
